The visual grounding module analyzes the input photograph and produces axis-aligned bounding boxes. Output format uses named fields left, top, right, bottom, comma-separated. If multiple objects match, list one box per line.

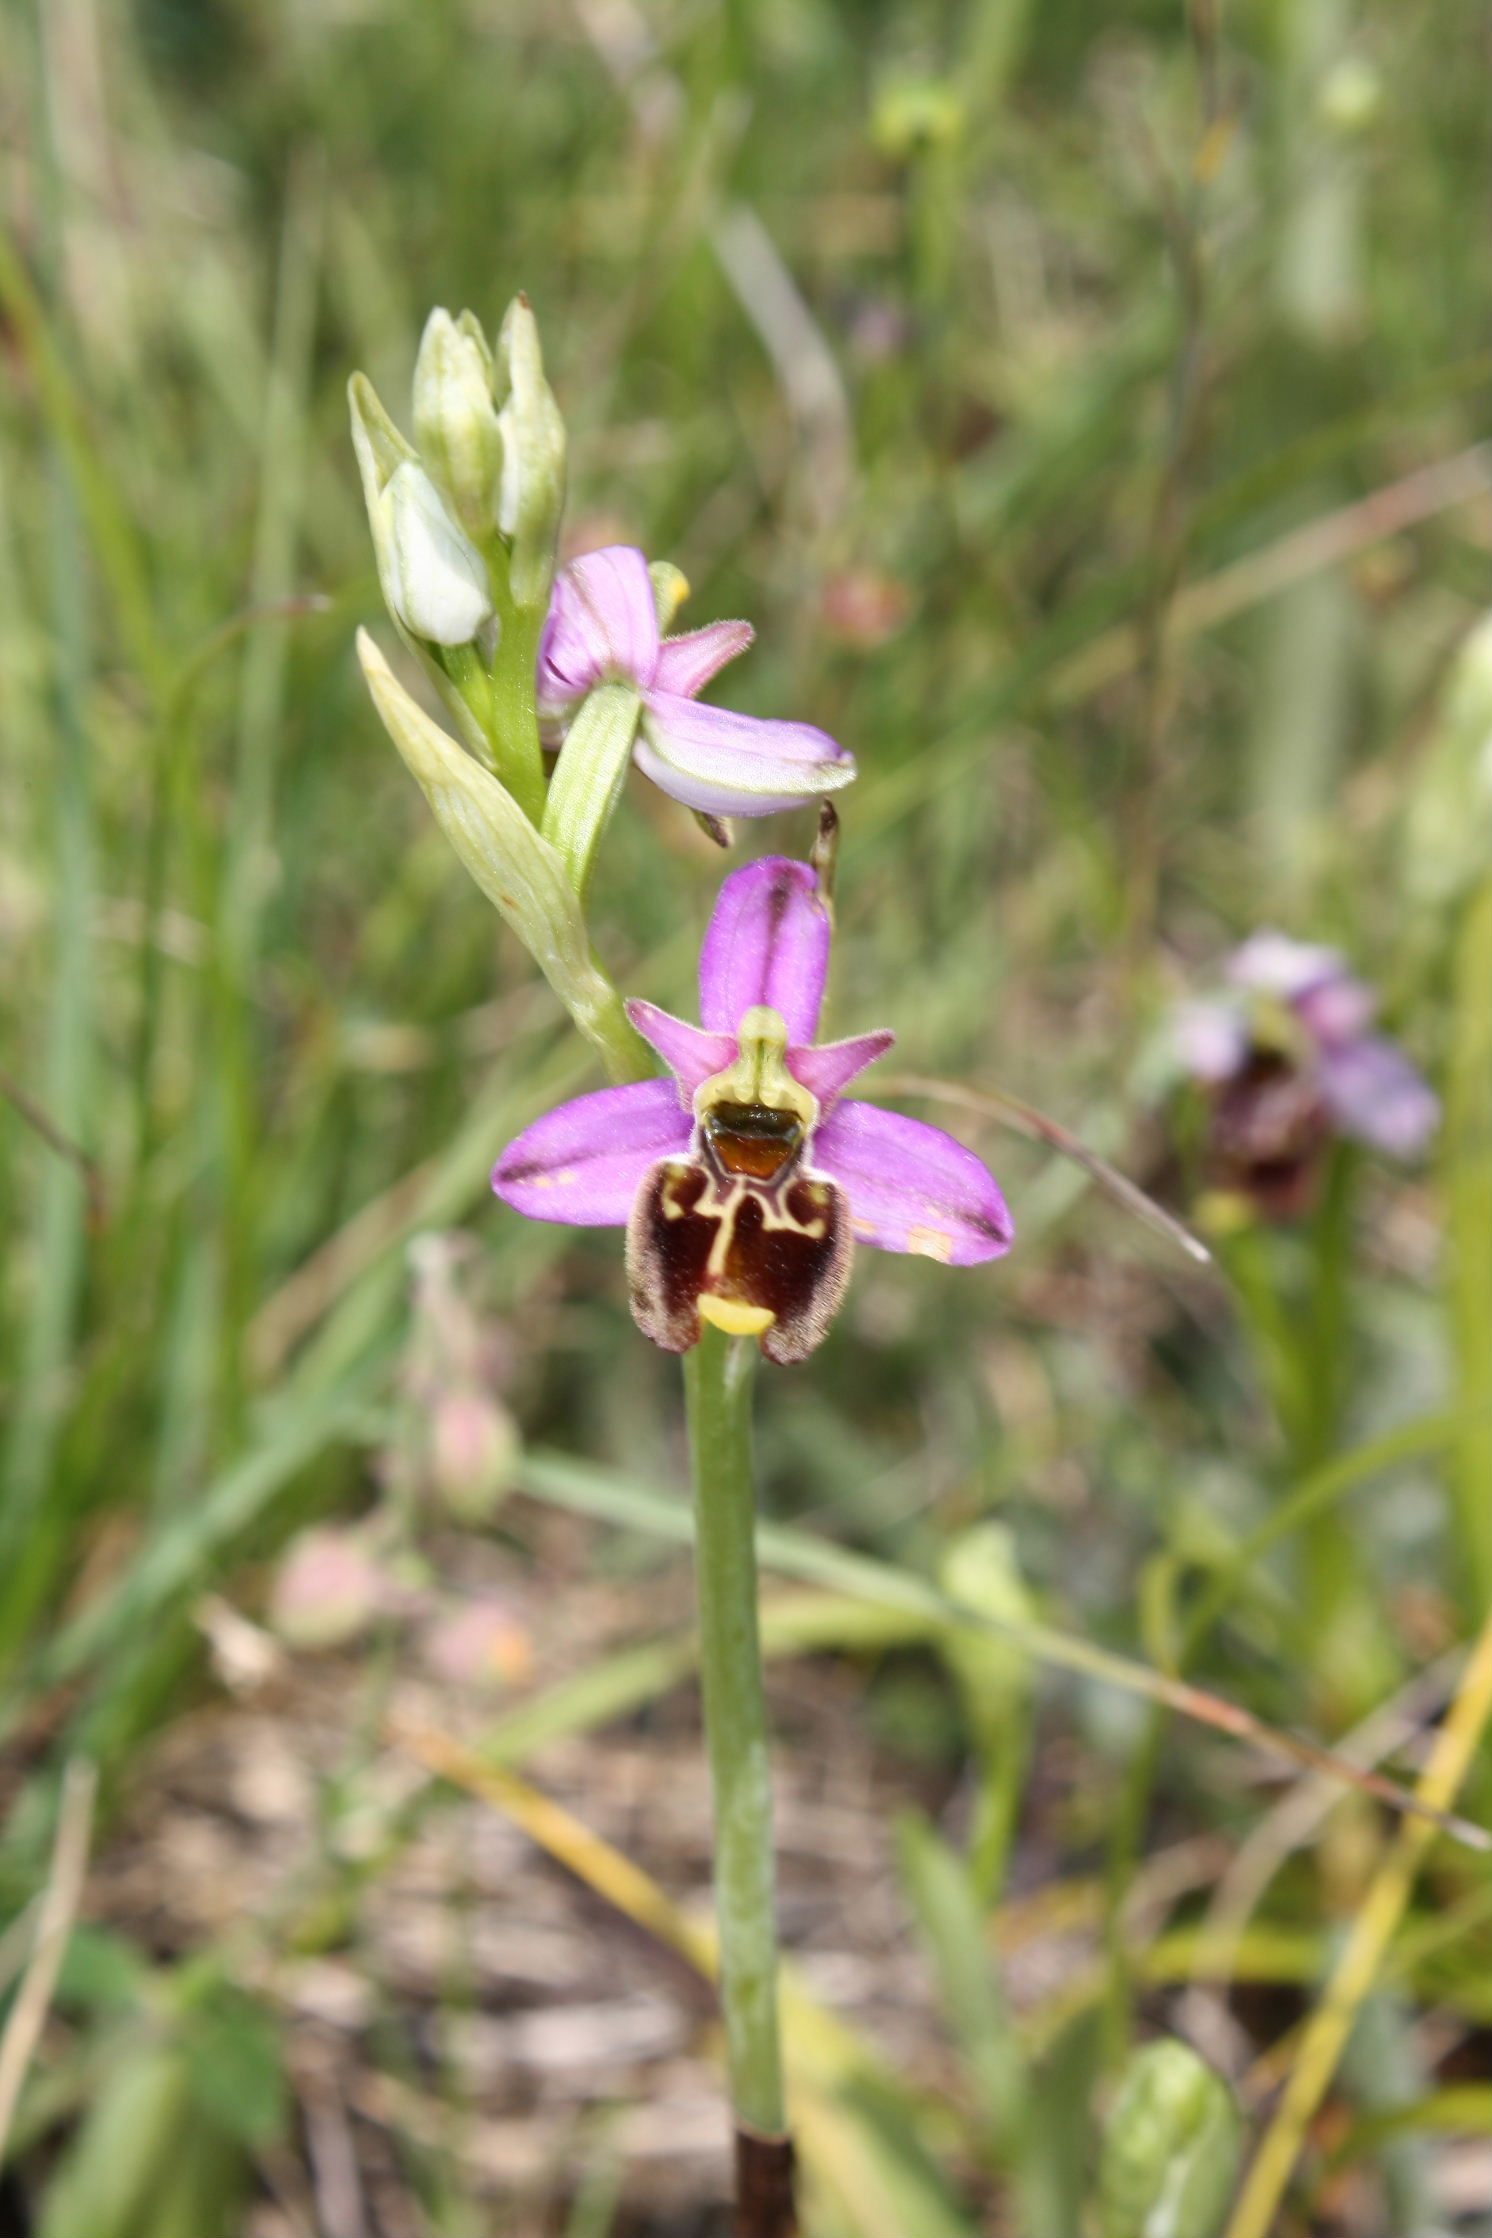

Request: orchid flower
left=1174, top=929, right=1438, bottom=1214
left=538, top=545, right=855, bottom=818
left=493, top=855, right=1012, bottom=1362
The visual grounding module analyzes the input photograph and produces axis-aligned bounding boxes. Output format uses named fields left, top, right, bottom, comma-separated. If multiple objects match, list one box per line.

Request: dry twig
left=0, top=1759, right=97, bottom=2164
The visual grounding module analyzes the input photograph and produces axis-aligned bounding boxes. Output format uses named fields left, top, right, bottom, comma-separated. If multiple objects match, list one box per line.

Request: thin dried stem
left=1223, top=1614, right=1492, bottom=2238
left=879, top=1072, right=1213, bottom=1266
left=0, top=1759, right=97, bottom=2163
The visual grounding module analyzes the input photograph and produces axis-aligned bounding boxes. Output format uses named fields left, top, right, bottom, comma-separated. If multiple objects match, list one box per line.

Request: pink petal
left=1173, top=998, right=1249, bottom=1083
left=1227, top=930, right=1346, bottom=1001
left=635, top=692, right=855, bottom=818
left=698, top=856, right=833, bottom=1044
left=492, top=1079, right=691, bottom=1226
left=1319, top=1038, right=1440, bottom=1160
left=652, top=618, right=754, bottom=699
left=537, top=545, right=661, bottom=712
left=812, top=1100, right=1013, bottom=1265
left=788, top=1030, right=896, bottom=1106
left=625, top=1000, right=738, bottom=1094
left=1294, top=974, right=1377, bottom=1048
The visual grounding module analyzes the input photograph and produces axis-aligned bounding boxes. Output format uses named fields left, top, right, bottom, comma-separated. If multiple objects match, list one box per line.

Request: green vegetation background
left=1, top=0, right=1488, bottom=2231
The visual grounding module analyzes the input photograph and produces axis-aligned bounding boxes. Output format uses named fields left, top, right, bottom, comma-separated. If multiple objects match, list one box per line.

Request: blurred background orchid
left=1173, top=930, right=1440, bottom=1218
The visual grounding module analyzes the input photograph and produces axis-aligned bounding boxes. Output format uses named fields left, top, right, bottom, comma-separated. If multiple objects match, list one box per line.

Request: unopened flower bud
left=1098, top=2039, right=1241, bottom=2238
left=494, top=295, right=566, bottom=610
left=429, top=1387, right=517, bottom=1523
left=421, top=1594, right=533, bottom=1689
left=379, top=461, right=494, bottom=646
left=268, top=1526, right=389, bottom=1651
left=413, top=308, right=505, bottom=541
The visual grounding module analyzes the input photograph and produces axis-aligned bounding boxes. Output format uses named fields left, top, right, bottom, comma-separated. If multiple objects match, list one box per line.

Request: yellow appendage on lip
left=698, top=1296, right=776, bottom=1337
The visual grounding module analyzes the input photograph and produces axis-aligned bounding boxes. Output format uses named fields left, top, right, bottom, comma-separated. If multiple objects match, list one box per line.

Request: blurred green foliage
left=1, top=0, right=1488, bottom=2229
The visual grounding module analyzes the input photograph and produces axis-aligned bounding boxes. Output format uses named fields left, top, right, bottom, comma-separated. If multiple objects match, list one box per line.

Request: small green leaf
left=1098, top=2038, right=1242, bottom=2238
left=895, top=1811, right=1025, bottom=2144
left=53, top=1923, right=149, bottom=2013
left=181, top=1986, right=288, bottom=2150
left=37, top=2043, right=193, bottom=2238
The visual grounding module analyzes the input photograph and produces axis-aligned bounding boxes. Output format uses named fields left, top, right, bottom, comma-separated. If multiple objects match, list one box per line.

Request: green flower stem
left=488, top=583, right=548, bottom=827
left=571, top=969, right=655, bottom=1086
left=541, top=681, right=644, bottom=898
left=682, top=1321, right=787, bottom=2142
left=439, top=640, right=497, bottom=752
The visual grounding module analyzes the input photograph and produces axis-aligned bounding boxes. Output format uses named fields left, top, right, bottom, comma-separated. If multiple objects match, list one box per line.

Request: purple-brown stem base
left=734, top=2123, right=797, bottom=2238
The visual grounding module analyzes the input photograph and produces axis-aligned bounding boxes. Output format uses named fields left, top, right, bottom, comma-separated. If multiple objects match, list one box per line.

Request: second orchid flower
left=540, top=544, right=856, bottom=821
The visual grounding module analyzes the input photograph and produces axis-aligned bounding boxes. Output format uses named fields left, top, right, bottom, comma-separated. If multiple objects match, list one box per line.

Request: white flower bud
left=413, top=308, right=505, bottom=540
left=494, top=295, right=566, bottom=609
left=379, top=461, right=494, bottom=646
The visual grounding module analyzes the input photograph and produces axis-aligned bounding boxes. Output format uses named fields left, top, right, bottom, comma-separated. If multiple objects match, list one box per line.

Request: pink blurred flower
left=819, top=568, right=911, bottom=651
left=1174, top=931, right=1438, bottom=1214
left=429, top=1387, right=517, bottom=1523
left=268, top=1527, right=393, bottom=1651
left=421, top=1595, right=533, bottom=1689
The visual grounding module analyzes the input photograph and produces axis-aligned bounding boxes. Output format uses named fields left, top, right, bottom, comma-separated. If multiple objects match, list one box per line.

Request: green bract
left=538, top=680, right=644, bottom=898
left=355, top=632, right=646, bottom=1083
